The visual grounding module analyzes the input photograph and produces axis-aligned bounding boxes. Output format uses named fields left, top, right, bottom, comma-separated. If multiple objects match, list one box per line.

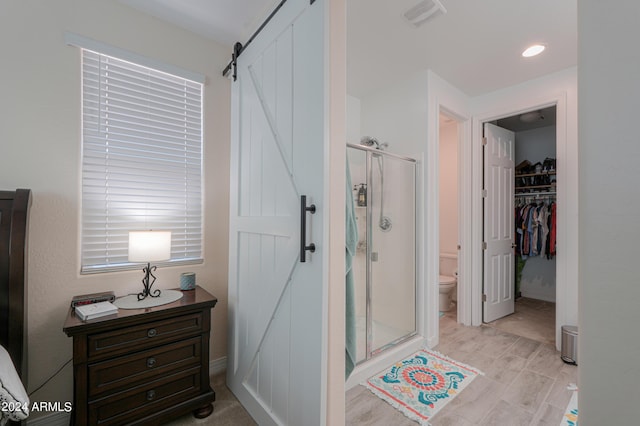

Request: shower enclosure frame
left=347, top=143, right=419, bottom=363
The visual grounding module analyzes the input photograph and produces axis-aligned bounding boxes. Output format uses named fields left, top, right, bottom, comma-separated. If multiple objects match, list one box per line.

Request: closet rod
left=515, top=191, right=556, bottom=197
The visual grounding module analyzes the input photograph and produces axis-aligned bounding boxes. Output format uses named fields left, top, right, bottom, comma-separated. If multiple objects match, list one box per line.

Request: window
left=79, top=47, right=203, bottom=274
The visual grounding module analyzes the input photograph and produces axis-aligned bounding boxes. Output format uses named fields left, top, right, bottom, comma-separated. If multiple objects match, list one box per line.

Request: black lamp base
left=137, top=262, right=162, bottom=301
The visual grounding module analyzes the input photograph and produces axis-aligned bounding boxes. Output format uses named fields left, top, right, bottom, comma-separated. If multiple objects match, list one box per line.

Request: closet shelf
left=515, top=171, right=556, bottom=178
left=516, top=185, right=556, bottom=190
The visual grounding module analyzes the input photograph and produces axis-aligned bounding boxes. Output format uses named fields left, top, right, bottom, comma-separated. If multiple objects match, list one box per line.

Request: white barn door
left=227, top=0, right=327, bottom=424
left=483, top=123, right=515, bottom=323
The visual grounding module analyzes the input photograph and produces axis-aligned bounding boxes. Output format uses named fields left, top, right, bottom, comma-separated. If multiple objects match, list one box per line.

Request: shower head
left=360, top=136, right=377, bottom=147
left=360, top=136, right=388, bottom=150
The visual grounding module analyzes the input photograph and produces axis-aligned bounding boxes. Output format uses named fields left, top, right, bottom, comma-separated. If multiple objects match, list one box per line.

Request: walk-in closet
left=489, top=105, right=557, bottom=345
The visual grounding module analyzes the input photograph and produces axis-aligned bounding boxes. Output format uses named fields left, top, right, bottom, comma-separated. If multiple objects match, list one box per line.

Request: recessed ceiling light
left=522, top=44, right=546, bottom=58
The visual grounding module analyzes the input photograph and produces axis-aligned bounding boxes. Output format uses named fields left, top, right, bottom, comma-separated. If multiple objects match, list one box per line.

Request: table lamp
left=128, top=231, right=171, bottom=301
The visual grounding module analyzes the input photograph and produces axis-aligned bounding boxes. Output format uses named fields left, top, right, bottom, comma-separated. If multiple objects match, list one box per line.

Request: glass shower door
left=347, top=144, right=417, bottom=364
left=347, top=147, right=368, bottom=364
left=369, top=152, right=417, bottom=355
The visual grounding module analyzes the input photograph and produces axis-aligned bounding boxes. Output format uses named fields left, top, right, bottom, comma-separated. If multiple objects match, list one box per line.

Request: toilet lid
left=439, top=275, right=456, bottom=285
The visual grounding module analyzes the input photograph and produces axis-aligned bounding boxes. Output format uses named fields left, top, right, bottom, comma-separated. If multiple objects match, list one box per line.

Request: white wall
left=359, top=72, right=427, bottom=340
left=515, top=126, right=556, bottom=302
left=360, top=71, right=428, bottom=159
left=578, top=1, right=640, bottom=424
left=347, top=95, right=362, bottom=144
left=0, top=0, right=231, bottom=417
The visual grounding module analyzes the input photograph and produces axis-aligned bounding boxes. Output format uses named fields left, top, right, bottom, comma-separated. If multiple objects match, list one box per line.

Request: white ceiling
left=118, top=0, right=577, bottom=98
left=118, top=0, right=278, bottom=47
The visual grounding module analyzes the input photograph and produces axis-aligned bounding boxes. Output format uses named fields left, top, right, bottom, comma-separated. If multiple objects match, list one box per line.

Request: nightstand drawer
left=89, top=366, right=202, bottom=425
left=88, top=336, right=202, bottom=397
left=87, top=312, right=204, bottom=359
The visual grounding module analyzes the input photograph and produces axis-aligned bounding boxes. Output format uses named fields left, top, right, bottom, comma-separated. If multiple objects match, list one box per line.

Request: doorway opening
left=438, top=111, right=461, bottom=333
left=481, top=105, right=557, bottom=345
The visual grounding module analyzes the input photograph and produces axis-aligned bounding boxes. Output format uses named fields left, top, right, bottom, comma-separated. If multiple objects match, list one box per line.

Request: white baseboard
left=27, top=412, right=70, bottom=426
left=210, top=356, right=227, bottom=375
left=345, top=335, right=424, bottom=390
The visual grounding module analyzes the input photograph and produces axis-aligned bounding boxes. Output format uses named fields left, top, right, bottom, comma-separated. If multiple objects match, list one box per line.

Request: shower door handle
left=300, top=195, right=316, bottom=262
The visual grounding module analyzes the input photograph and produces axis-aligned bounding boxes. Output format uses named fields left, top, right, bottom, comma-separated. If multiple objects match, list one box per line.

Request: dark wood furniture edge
left=125, top=391, right=215, bottom=425
left=63, top=286, right=217, bottom=336
left=193, top=402, right=214, bottom=418
left=0, top=189, right=31, bottom=426
left=0, top=189, right=31, bottom=382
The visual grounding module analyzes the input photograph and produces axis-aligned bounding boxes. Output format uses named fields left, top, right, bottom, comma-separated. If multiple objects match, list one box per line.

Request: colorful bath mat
left=560, top=391, right=578, bottom=426
left=364, top=349, right=483, bottom=425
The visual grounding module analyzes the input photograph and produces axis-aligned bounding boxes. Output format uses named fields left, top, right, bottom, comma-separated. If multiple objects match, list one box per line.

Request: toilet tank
left=439, top=254, right=458, bottom=277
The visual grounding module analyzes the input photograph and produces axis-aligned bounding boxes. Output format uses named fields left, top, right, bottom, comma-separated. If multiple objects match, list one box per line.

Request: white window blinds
left=81, top=49, right=203, bottom=274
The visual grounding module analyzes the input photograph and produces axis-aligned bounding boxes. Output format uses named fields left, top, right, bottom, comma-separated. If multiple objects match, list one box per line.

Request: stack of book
left=75, top=301, right=118, bottom=321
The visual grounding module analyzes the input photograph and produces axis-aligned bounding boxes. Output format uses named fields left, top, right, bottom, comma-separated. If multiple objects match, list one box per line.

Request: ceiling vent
left=403, top=0, right=447, bottom=28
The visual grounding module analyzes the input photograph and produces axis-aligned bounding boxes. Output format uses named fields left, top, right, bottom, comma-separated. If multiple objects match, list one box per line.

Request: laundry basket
left=561, top=325, right=578, bottom=365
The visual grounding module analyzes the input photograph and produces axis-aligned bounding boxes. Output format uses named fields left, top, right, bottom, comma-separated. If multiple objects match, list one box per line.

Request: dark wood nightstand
left=63, top=286, right=217, bottom=425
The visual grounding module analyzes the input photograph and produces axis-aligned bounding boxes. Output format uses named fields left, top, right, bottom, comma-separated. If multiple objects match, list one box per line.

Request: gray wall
left=579, top=1, right=640, bottom=424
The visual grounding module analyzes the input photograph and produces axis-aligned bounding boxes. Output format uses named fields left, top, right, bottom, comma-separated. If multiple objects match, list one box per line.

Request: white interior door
left=227, top=0, right=327, bottom=424
left=483, top=123, right=515, bottom=323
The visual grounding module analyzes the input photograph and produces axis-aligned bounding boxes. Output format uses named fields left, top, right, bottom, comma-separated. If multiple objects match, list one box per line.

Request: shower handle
left=300, top=195, right=316, bottom=262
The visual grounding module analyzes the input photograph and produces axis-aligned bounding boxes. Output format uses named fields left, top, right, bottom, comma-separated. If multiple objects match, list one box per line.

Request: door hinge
left=482, top=137, right=487, bottom=146
left=482, top=189, right=487, bottom=198
left=482, top=241, right=487, bottom=250
left=483, top=294, right=487, bottom=302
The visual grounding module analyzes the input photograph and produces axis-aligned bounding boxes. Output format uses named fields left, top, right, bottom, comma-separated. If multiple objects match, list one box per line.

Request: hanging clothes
left=549, top=202, right=557, bottom=258
left=514, top=200, right=556, bottom=260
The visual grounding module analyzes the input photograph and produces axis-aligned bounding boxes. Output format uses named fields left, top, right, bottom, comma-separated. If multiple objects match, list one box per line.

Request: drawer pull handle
left=146, top=390, right=156, bottom=401
left=146, top=357, right=156, bottom=368
left=147, top=328, right=157, bottom=338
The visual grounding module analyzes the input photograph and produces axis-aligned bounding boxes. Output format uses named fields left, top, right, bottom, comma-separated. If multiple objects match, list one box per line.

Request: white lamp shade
left=128, top=231, right=172, bottom=262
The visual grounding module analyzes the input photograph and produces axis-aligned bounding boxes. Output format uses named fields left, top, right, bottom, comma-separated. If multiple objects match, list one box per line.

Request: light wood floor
left=346, top=298, right=577, bottom=425
left=165, top=373, right=256, bottom=426
left=484, top=297, right=556, bottom=346
left=169, top=298, right=576, bottom=425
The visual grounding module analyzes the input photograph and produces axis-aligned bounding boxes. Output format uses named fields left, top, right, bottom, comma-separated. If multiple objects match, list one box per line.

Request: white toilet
left=439, top=274, right=457, bottom=312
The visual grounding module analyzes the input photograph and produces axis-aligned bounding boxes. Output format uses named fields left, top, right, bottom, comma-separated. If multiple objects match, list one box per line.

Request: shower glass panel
left=347, top=144, right=417, bottom=364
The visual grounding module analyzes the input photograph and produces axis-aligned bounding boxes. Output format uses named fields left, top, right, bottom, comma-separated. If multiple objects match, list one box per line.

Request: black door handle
left=300, top=195, right=316, bottom=262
